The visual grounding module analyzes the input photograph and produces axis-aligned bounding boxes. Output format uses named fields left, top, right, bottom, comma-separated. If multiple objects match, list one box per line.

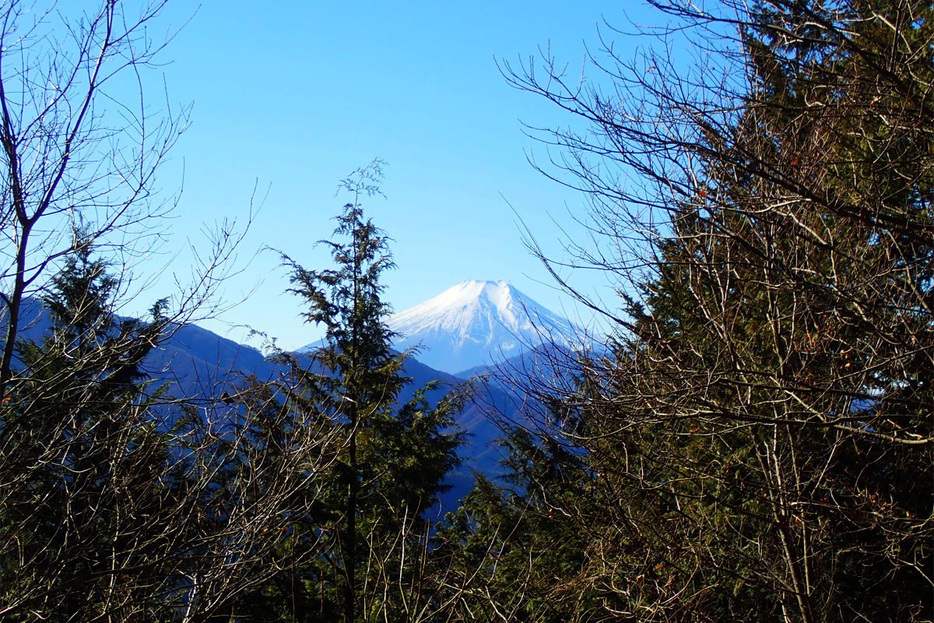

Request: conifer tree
left=0, top=249, right=339, bottom=621
left=0, top=248, right=183, bottom=620
left=453, top=0, right=934, bottom=621
left=246, top=163, right=465, bottom=623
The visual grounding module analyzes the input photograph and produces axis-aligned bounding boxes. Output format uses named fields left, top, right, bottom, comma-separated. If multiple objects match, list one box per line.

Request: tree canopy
left=444, top=0, right=933, bottom=620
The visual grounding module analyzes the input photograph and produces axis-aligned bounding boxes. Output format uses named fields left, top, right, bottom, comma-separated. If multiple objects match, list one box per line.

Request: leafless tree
left=0, top=0, right=203, bottom=396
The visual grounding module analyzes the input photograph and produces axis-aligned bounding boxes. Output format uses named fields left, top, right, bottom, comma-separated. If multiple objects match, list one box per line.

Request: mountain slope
left=6, top=295, right=552, bottom=508
left=386, top=280, right=580, bottom=374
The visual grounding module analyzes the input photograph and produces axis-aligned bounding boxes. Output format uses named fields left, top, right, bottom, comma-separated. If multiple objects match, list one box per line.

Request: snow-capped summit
left=387, top=280, right=579, bottom=374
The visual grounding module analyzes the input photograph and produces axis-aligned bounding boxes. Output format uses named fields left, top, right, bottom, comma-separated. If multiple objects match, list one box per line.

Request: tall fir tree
left=237, top=163, right=465, bottom=623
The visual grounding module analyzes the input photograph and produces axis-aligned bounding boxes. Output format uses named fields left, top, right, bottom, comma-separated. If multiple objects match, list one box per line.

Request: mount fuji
left=386, top=280, right=581, bottom=375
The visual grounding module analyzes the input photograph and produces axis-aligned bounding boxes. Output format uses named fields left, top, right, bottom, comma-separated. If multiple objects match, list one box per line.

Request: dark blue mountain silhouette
left=4, top=297, right=523, bottom=510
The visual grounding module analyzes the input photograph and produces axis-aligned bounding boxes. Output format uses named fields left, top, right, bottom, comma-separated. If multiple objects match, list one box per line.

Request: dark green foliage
left=0, top=250, right=328, bottom=621
left=434, top=430, right=600, bottom=623
left=445, top=0, right=933, bottom=621
left=235, top=163, right=465, bottom=623
left=0, top=249, right=184, bottom=621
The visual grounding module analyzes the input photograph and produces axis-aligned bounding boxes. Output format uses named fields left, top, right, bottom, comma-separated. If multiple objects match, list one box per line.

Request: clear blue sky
left=138, top=1, right=666, bottom=350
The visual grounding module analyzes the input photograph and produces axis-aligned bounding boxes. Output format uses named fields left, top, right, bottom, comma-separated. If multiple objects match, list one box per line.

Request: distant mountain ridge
left=11, top=284, right=584, bottom=508
left=384, top=280, right=581, bottom=375
left=6, top=296, right=514, bottom=509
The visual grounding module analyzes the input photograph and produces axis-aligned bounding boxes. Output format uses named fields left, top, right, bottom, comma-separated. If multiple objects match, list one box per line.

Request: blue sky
left=139, top=1, right=665, bottom=350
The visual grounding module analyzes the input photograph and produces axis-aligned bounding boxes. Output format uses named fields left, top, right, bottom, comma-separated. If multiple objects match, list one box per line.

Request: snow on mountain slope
left=387, top=280, right=581, bottom=374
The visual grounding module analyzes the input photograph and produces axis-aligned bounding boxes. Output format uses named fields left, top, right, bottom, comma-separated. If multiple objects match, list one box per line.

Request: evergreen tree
left=434, top=425, right=599, bottom=623
left=0, top=248, right=184, bottom=620
left=0, top=250, right=360, bottom=621
left=238, top=163, right=465, bottom=623
left=453, top=0, right=934, bottom=621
